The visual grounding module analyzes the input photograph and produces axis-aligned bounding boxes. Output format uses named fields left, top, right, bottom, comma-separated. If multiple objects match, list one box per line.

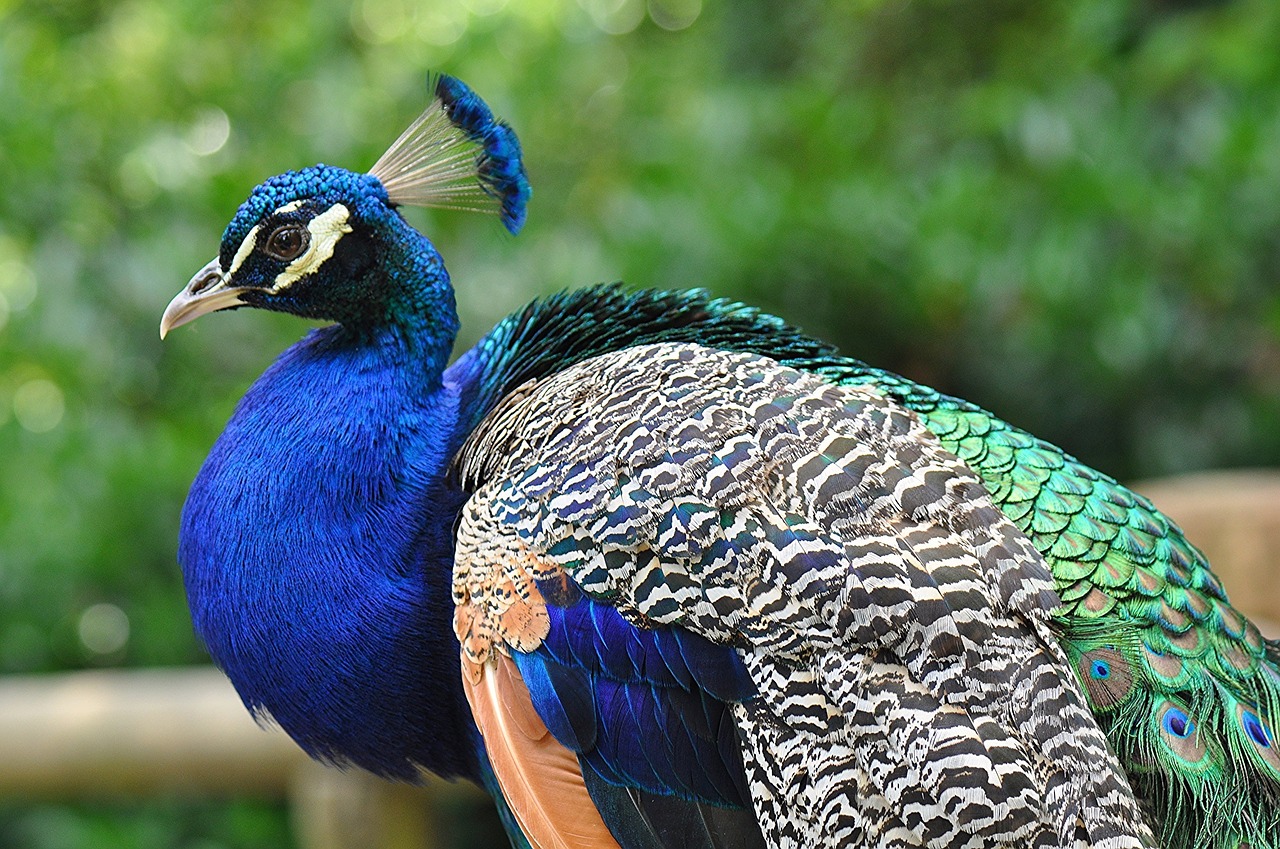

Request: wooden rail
left=0, top=667, right=487, bottom=849
left=0, top=470, right=1275, bottom=847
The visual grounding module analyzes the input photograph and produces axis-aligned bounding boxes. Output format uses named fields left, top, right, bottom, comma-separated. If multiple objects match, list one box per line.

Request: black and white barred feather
left=457, top=342, right=1157, bottom=849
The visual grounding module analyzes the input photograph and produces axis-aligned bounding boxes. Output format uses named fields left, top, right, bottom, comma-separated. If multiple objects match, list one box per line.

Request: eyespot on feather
left=1074, top=646, right=1136, bottom=712
left=1235, top=704, right=1280, bottom=780
left=1153, top=699, right=1216, bottom=773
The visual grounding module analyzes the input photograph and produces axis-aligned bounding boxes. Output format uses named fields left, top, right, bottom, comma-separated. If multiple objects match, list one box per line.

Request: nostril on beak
left=191, top=268, right=223, bottom=295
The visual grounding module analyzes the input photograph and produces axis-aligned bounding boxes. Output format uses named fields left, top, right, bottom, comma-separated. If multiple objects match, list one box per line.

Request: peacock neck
left=368, top=223, right=461, bottom=362
left=180, top=302, right=481, bottom=781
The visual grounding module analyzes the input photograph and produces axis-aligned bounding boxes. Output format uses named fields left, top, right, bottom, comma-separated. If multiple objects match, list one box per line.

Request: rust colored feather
left=462, top=654, right=621, bottom=849
left=453, top=516, right=558, bottom=664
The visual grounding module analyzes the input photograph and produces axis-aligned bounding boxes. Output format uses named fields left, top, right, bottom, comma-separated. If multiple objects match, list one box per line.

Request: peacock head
left=160, top=75, right=529, bottom=337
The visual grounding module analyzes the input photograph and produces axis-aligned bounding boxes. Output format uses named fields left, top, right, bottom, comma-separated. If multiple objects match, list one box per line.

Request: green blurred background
left=1, top=0, right=1278, bottom=845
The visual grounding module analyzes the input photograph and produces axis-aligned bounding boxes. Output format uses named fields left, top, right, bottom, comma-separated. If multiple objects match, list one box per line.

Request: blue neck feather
left=179, top=237, right=480, bottom=781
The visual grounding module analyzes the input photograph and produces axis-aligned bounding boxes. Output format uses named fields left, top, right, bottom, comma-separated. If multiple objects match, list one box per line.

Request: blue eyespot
left=1090, top=659, right=1111, bottom=679
left=1162, top=706, right=1194, bottom=739
left=1242, top=710, right=1272, bottom=748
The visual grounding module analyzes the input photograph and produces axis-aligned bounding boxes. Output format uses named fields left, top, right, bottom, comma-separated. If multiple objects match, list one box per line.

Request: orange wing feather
left=462, top=653, right=622, bottom=849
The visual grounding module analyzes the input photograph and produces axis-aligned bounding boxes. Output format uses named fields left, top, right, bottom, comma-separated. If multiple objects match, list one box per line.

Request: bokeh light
left=77, top=603, right=130, bottom=656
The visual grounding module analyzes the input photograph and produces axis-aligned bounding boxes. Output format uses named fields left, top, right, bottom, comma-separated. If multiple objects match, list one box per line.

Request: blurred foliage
left=0, top=798, right=289, bottom=849
left=1, top=0, right=1278, bottom=845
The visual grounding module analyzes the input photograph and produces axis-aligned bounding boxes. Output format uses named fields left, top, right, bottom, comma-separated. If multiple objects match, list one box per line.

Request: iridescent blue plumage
left=222, top=167, right=389, bottom=259
left=165, top=76, right=1280, bottom=849
left=178, top=281, right=475, bottom=781
left=516, top=592, right=755, bottom=803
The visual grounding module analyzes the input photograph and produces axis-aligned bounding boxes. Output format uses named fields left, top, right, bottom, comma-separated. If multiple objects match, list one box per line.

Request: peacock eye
left=264, top=224, right=309, bottom=261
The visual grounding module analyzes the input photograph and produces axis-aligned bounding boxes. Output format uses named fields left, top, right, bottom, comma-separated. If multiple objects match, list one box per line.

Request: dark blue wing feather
left=515, top=651, right=596, bottom=751
left=508, top=587, right=762, bottom=848
left=581, top=769, right=768, bottom=849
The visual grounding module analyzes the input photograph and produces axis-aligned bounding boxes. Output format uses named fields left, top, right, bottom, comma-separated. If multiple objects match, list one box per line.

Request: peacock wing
left=452, top=341, right=1155, bottom=849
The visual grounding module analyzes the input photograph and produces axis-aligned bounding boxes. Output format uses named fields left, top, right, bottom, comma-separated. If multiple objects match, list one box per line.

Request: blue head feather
left=194, top=161, right=458, bottom=340
left=220, top=166, right=389, bottom=269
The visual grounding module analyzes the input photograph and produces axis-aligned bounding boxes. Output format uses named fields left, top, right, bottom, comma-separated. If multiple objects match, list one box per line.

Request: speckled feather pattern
left=853, top=386, right=1280, bottom=849
left=454, top=342, right=1155, bottom=849
left=461, top=285, right=1280, bottom=849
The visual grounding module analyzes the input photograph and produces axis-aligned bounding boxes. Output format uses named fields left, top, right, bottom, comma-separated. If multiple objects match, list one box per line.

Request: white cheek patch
left=268, top=203, right=354, bottom=293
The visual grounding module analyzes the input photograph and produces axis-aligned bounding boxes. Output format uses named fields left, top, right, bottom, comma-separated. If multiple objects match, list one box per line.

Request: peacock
left=161, top=75, right=1280, bottom=849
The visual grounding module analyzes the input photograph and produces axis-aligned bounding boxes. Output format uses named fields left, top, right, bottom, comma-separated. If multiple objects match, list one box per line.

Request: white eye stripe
left=267, top=203, right=353, bottom=293
left=226, top=224, right=260, bottom=276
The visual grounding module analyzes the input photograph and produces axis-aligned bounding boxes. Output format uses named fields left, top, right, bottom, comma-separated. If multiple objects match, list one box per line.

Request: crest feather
left=370, top=74, right=530, bottom=234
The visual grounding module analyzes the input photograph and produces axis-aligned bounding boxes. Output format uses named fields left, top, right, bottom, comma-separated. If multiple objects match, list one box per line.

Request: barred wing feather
left=453, top=342, right=1155, bottom=849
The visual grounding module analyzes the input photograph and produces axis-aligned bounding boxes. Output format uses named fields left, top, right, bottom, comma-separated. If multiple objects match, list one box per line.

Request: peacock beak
left=160, top=258, right=249, bottom=339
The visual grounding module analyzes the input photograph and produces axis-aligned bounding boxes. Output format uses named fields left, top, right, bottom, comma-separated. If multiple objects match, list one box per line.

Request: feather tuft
left=370, top=74, right=530, bottom=234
